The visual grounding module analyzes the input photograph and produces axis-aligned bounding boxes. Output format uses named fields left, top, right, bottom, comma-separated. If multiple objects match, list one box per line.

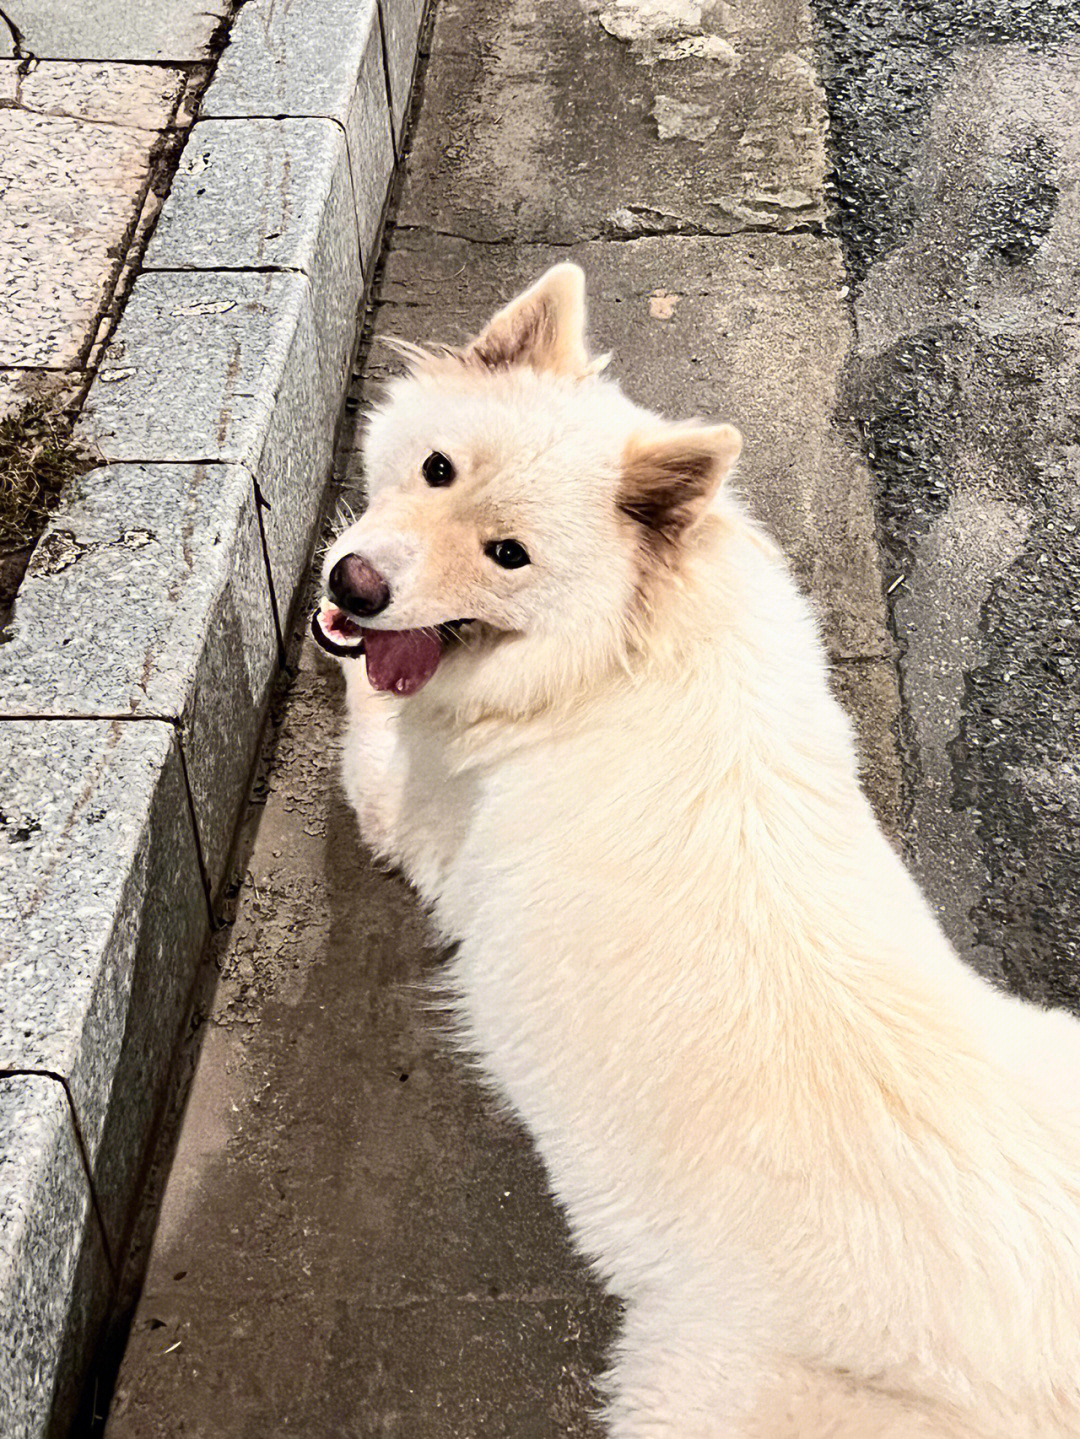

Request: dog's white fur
left=324, top=266, right=1080, bottom=1437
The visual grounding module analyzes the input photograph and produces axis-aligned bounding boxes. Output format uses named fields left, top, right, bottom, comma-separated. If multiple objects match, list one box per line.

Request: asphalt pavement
left=814, top=0, right=1080, bottom=1000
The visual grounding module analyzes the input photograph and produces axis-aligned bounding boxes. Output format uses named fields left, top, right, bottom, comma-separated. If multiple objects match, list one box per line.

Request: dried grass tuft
left=0, top=396, right=93, bottom=547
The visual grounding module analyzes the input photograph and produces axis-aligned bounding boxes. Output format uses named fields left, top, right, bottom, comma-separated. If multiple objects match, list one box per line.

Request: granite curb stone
left=0, top=718, right=207, bottom=1249
left=377, top=0, right=428, bottom=144
left=76, top=268, right=338, bottom=624
left=201, top=0, right=395, bottom=270
left=144, top=117, right=363, bottom=399
left=0, top=462, right=277, bottom=892
left=0, top=1075, right=111, bottom=1439
left=2, top=0, right=424, bottom=1430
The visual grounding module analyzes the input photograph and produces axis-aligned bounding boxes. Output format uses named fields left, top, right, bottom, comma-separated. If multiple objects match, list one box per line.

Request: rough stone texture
left=201, top=0, right=395, bottom=270
left=815, top=0, right=1080, bottom=997
left=397, top=0, right=827, bottom=243
left=0, top=463, right=277, bottom=892
left=0, top=719, right=207, bottom=1249
left=0, top=1073, right=110, bottom=1439
left=76, top=270, right=338, bottom=619
left=105, top=641, right=617, bottom=1439
left=348, top=9, right=398, bottom=270
left=145, top=118, right=363, bottom=403
left=0, top=61, right=183, bottom=128
left=47, top=1178, right=116, bottom=1439
left=1, top=0, right=229, bottom=61
left=78, top=271, right=308, bottom=459
left=0, top=108, right=159, bottom=367
left=379, top=0, right=428, bottom=141
left=360, top=228, right=892, bottom=663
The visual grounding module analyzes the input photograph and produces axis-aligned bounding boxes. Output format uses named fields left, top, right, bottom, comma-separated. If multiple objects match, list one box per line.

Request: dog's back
left=433, top=503, right=1080, bottom=1436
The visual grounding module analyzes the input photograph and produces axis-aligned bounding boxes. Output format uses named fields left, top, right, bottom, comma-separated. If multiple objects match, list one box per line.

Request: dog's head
left=314, top=265, right=741, bottom=715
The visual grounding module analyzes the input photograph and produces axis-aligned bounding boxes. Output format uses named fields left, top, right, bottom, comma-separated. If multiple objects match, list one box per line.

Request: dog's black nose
left=328, top=554, right=391, bottom=618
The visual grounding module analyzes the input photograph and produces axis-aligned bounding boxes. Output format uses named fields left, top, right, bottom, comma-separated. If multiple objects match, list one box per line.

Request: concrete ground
left=101, top=0, right=1080, bottom=1433
left=102, top=1, right=899, bottom=1433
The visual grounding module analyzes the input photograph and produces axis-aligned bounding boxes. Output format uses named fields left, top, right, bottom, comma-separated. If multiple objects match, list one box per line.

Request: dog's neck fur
left=429, top=492, right=991, bottom=1121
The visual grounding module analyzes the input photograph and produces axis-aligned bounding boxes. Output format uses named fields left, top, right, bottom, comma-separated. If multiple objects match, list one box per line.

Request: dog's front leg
left=605, top=1299, right=964, bottom=1439
left=339, top=659, right=408, bottom=862
left=601, top=1297, right=759, bottom=1439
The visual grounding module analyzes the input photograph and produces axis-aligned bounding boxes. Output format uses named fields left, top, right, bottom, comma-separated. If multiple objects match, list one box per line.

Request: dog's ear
left=465, top=264, right=591, bottom=375
left=619, top=424, right=742, bottom=550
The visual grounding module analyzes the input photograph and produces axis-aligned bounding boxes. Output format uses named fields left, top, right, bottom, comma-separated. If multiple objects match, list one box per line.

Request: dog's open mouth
left=311, top=605, right=472, bottom=696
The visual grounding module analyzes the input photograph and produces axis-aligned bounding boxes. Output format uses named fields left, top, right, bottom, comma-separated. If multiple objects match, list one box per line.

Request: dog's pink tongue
left=362, top=628, right=444, bottom=695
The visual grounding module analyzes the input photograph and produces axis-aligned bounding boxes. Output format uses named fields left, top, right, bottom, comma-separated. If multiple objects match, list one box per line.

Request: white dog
left=313, top=265, right=1080, bottom=1437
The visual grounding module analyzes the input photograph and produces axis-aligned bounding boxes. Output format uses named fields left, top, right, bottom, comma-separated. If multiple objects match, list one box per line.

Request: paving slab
left=0, top=0, right=229, bottom=61
left=397, top=0, right=825, bottom=243
left=202, top=0, right=396, bottom=271
left=359, top=227, right=892, bottom=663
left=105, top=640, right=616, bottom=1439
left=0, top=463, right=277, bottom=892
left=0, top=1074, right=112, bottom=1439
left=0, top=108, right=161, bottom=368
left=144, top=117, right=363, bottom=407
left=0, top=61, right=184, bottom=128
left=76, top=269, right=338, bottom=617
left=0, top=719, right=207, bottom=1250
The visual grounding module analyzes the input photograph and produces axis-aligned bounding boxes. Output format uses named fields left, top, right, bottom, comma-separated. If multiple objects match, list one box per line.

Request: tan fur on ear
left=465, top=264, right=591, bottom=375
left=619, top=424, right=742, bottom=550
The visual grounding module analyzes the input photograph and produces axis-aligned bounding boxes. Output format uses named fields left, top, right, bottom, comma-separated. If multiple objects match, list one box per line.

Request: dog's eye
left=485, top=539, right=531, bottom=569
left=422, top=451, right=455, bottom=487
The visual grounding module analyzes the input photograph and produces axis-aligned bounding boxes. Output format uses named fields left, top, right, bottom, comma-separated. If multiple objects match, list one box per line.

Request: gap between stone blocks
left=0, top=1066, right=119, bottom=1283
left=375, top=0, right=400, bottom=158
left=387, top=220, right=828, bottom=249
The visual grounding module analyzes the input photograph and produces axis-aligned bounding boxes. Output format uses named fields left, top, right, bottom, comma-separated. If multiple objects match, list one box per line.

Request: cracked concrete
left=398, top=0, right=826, bottom=242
